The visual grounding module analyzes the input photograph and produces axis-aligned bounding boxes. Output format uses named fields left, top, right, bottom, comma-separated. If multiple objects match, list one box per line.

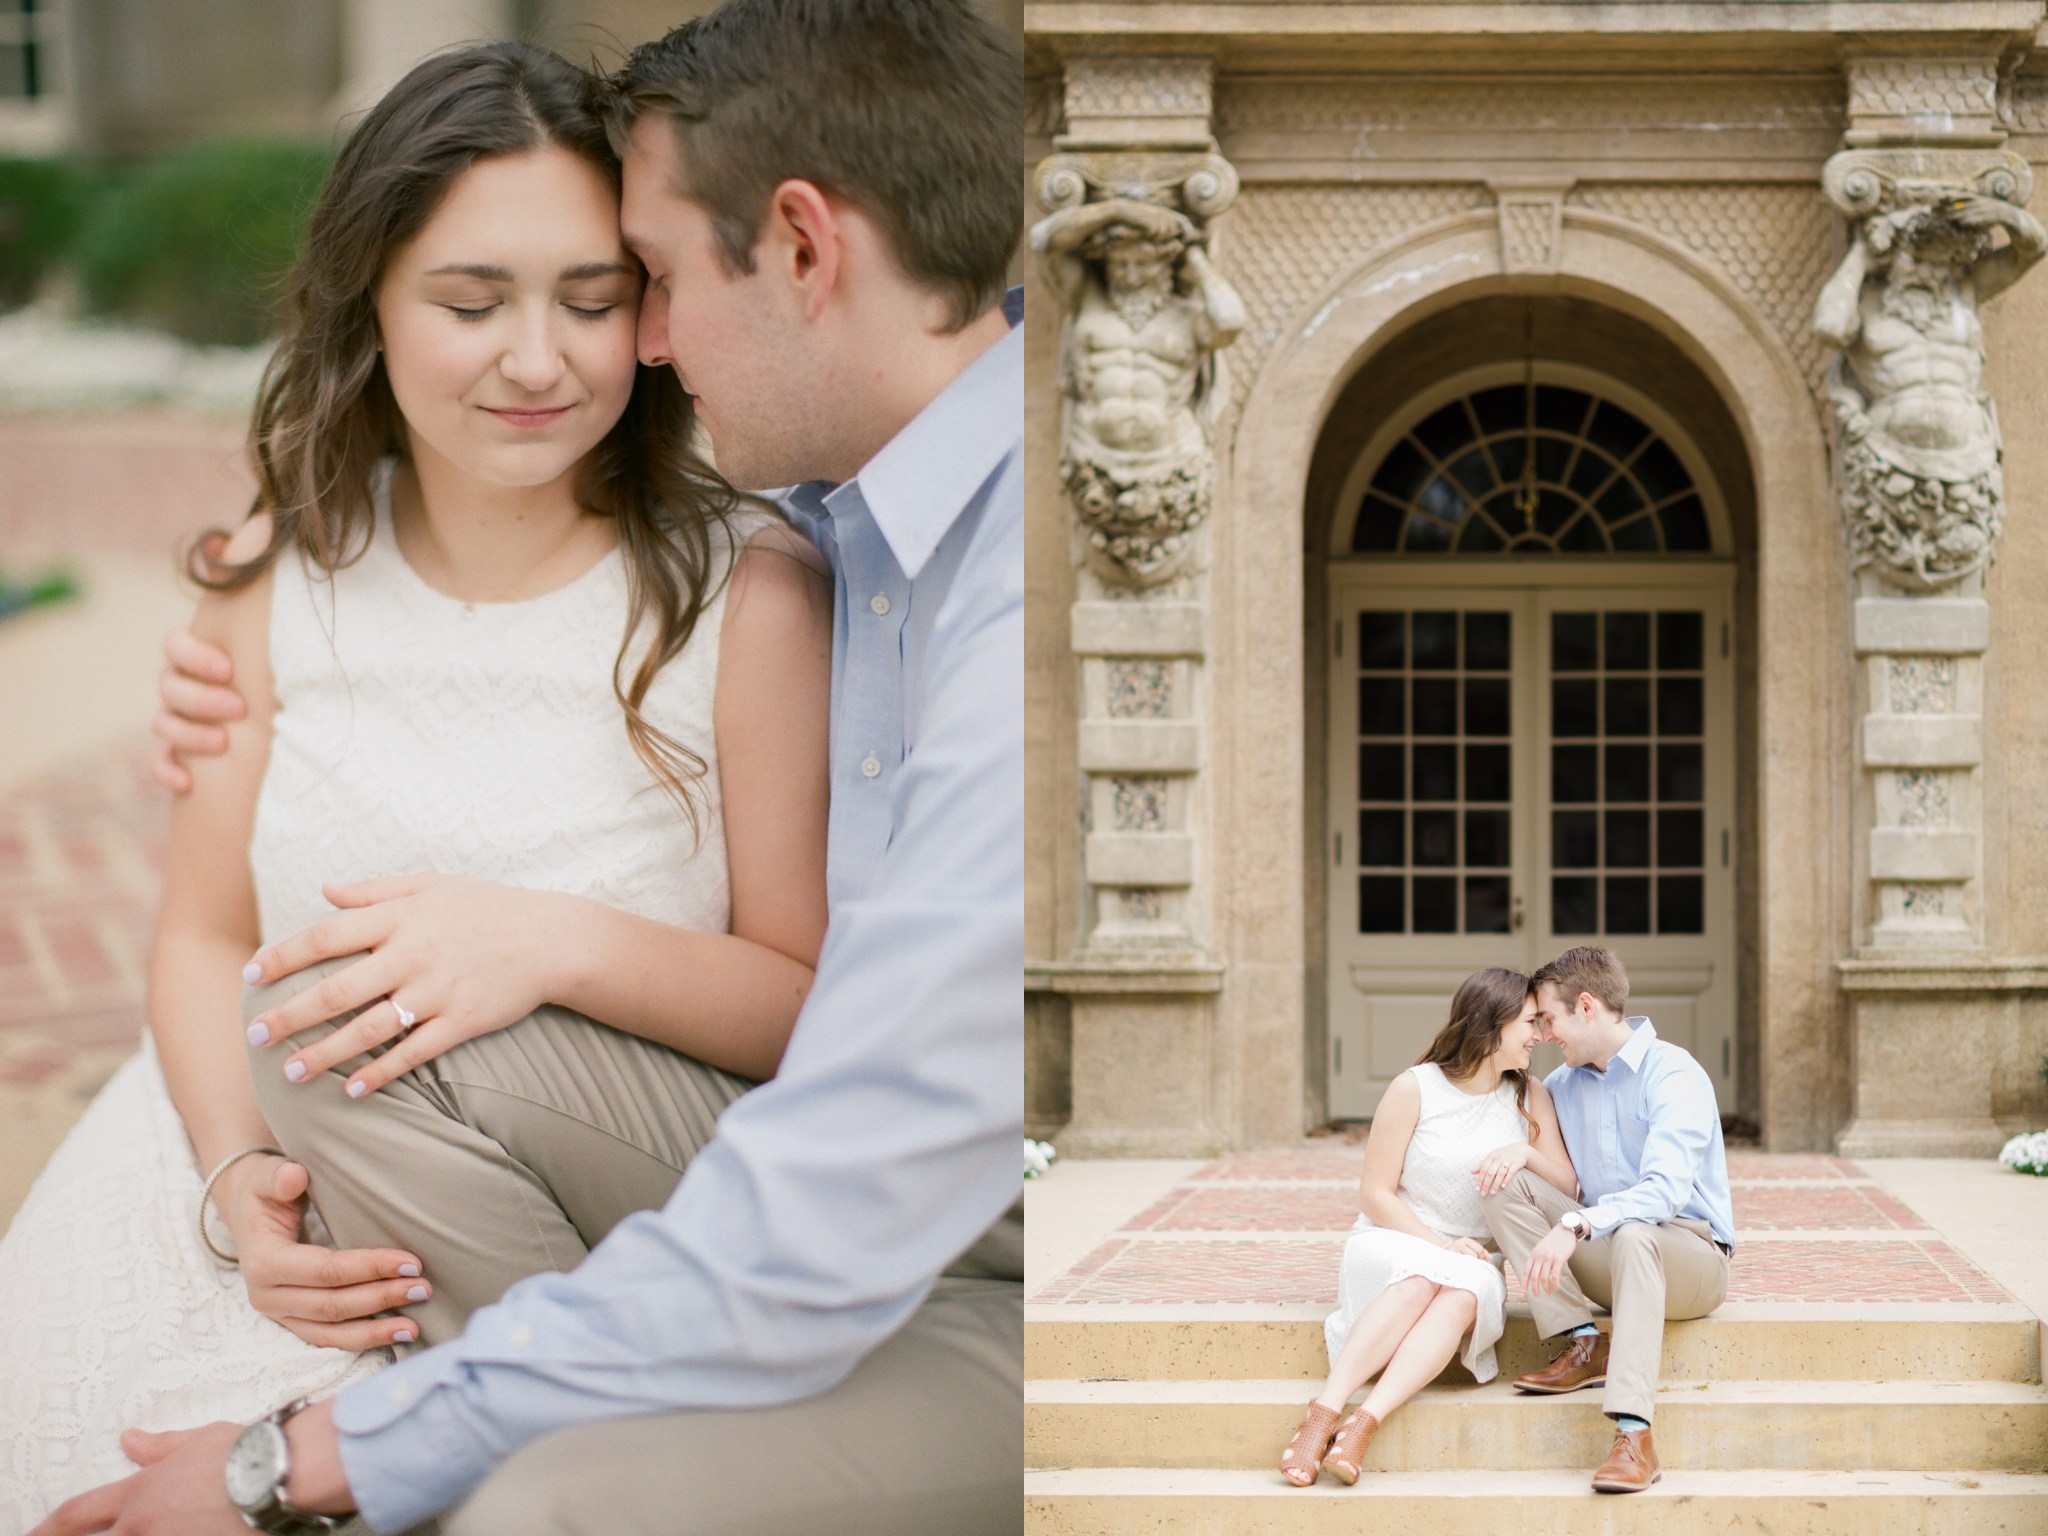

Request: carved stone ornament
left=1813, top=150, right=2046, bottom=591
left=1032, top=153, right=1247, bottom=586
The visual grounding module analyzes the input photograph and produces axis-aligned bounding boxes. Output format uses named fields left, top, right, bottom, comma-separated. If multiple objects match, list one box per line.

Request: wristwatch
left=1560, top=1210, right=1592, bottom=1241
left=225, top=1398, right=341, bottom=1534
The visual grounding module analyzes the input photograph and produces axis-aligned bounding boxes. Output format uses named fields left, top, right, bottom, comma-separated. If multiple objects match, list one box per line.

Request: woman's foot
left=1322, top=1407, right=1381, bottom=1484
left=1279, top=1400, right=1342, bottom=1486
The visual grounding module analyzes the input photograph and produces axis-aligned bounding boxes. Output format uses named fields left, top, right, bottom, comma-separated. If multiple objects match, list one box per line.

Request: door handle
left=1512, top=895, right=1525, bottom=932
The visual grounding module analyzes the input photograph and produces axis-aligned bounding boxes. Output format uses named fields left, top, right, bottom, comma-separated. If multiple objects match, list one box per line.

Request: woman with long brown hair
left=1278, top=967, right=1580, bottom=1487
left=0, top=42, right=828, bottom=1522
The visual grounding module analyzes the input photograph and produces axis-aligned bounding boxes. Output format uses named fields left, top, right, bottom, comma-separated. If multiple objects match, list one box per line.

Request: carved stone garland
left=1817, top=54, right=2047, bottom=1157
left=1031, top=54, right=1244, bottom=957
left=1025, top=53, right=1239, bottom=1156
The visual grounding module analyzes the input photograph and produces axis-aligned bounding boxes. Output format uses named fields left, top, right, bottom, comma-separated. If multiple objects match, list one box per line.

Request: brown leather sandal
left=1279, top=1400, right=1342, bottom=1486
left=1322, top=1407, right=1381, bottom=1484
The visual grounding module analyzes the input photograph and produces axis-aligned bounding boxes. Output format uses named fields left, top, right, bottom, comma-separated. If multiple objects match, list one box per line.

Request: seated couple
left=1281, top=946, right=1735, bottom=1494
left=4, top=4, right=1024, bottom=1534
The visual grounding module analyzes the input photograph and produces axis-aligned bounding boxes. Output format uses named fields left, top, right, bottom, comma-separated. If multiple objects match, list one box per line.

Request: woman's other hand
left=213, top=1154, right=429, bottom=1350
left=1445, top=1236, right=1492, bottom=1263
left=1473, top=1139, right=1533, bottom=1196
left=243, top=874, right=562, bottom=1099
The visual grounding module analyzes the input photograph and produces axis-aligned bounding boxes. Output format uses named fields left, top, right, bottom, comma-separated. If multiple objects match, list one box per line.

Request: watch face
left=225, top=1420, right=288, bottom=1510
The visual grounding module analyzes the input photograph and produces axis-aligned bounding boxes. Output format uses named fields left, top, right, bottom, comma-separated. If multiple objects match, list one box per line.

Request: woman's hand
left=212, top=1154, right=430, bottom=1350
left=1445, top=1236, right=1492, bottom=1263
left=1473, top=1139, right=1533, bottom=1197
left=244, top=874, right=562, bottom=1099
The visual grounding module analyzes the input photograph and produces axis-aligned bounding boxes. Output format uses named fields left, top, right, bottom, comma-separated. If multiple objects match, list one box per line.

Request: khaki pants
left=1480, top=1169, right=1729, bottom=1421
left=243, top=958, right=1023, bottom=1532
left=441, top=1275, right=1022, bottom=1536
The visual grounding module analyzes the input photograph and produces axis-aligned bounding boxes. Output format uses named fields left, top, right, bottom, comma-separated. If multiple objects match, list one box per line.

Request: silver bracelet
left=199, top=1145, right=285, bottom=1266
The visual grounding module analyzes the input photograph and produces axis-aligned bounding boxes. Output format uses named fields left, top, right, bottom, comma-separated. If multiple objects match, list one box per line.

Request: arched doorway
left=1321, top=358, right=1739, bottom=1114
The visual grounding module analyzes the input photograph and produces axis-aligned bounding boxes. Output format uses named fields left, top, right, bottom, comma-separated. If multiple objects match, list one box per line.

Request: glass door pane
left=1355, top=608, right=1515, bottom=935
left=1547, top=607, right=1707, bottom=936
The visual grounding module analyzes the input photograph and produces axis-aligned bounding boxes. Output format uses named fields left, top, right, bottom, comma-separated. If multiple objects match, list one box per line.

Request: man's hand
left=31, top=1400, right=356, bottom=1535
left=215, top=1153, right=431, bottom=1349
left=152, top=624, right=243, bottom=794
left=1473, top=1139, right=1533, bottom=1197
left=1521, top=1222, right=1580, bottom=1298
left=245, top=875, right=563, bottom=1099
left=31, top=1422, right=246, bottom=1535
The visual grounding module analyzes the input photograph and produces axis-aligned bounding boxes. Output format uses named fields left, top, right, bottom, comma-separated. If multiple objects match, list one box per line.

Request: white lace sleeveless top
left=1364, top=1063, right=1529, bottom=1241
left=251, top=461, right=769, bottom=943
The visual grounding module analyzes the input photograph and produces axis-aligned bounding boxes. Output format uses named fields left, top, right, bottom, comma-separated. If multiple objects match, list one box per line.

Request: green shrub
left=0, top=156, right=92, bottom=309
left=71, top=138, right=332, bottom=346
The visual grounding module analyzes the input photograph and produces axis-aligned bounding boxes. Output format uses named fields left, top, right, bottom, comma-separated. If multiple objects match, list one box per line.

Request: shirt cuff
left=1577, top=1204, right=1624, bottom=1237
left=333, top=1352, right=498, bottom=1534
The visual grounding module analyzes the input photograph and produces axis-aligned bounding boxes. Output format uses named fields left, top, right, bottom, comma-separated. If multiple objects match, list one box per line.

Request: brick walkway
left=0, top=750, right=167, bottom=1217
left=1030, top=1144, right=2015, bottom=1307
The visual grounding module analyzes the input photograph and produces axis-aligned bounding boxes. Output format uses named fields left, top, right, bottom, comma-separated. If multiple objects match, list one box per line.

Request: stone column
left=1024, top=53, right=1239, bottom=1154
left=1817, top=52, right=2048, bottom=1155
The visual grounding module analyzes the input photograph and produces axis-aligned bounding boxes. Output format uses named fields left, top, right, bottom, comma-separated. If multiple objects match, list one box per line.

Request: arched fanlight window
left=1352, top=381, right=1713, bottom=555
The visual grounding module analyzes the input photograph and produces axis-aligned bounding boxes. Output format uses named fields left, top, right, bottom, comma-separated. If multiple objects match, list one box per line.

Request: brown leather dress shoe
left=1512, top=1330, right=1608, bottom=1393
left=1591, top=1423, right=1661, bottom=1493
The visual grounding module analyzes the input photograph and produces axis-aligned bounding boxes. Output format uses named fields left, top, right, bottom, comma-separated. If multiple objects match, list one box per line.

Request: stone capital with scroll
left=1032, top=187, right=1246, bottom=586
left=1814, top=154, right=2047, bottom=590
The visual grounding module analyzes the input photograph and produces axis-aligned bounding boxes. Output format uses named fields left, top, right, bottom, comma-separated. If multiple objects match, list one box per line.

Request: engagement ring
left=393, top=1000, right=417, bottom=1032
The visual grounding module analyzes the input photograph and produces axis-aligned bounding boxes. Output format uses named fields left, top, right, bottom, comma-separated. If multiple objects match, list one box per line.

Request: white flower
left=1024, top=1139, right=1057, bottom=1180
left=1997, top=1129, right=2048, bottom=1176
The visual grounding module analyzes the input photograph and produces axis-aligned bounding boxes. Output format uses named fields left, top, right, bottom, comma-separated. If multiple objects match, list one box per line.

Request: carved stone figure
left=1813, top=189, right=2045, bottom=589
left=1032, top=196, right=1246, bottom=585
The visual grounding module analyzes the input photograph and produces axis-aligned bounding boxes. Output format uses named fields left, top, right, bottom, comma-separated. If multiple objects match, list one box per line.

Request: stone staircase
left=1023, top=1151, right=2048, bottom=1533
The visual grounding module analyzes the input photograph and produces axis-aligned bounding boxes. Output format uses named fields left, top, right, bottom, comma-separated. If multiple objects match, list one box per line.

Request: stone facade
left=1027, top=2, right=2048, bottom=1155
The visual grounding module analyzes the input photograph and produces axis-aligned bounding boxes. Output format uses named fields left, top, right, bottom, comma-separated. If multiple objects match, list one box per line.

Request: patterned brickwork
left=1217, top=183, right=1495, bottom=415
left=1566, top=183, right=1839, bottom=391
left=1036, top=1149, right=2002, bottom=1305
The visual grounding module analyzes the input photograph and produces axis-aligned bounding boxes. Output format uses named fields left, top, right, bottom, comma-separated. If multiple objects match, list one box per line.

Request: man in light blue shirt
left=1480, top=946, right=1734, bottom=1496
left=40, top=4, right=1023, bottom=1535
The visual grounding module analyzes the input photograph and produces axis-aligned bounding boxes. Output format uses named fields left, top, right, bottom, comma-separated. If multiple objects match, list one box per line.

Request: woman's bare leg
left=1313, top=1274, right=1438, bottom=1411
left=1359, top=1284, right=1479, bottom=1421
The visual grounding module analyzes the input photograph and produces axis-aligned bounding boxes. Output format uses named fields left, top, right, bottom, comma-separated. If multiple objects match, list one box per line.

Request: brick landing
left=1030, top=1144, right=2016, bottom=1308
left=0, top=749, right=165, bottom=1227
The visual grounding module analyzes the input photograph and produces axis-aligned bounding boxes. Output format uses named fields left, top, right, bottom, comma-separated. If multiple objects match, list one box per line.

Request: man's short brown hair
left=1532, top=946, right=1630, bottom=1016
left=604, top=0, right=1021, bottom=332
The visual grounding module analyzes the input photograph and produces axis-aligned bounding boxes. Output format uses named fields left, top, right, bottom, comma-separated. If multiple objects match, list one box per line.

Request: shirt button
left=860, top=754, right=882, bottom=779
left=870, top=593, right=892, bottom=616
left=388, top=1383, right=410, bottom=1405
left=509, top=1323, right=534, bottom=1346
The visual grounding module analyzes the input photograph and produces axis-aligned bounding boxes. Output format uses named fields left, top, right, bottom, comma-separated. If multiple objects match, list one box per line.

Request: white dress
left=1323, top=1062, right=1523, bottom=1383
left=0, top=463, right=767, bottom=1526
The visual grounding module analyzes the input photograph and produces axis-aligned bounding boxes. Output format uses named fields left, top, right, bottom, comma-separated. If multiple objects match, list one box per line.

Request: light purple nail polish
left=246, top=1022, right=269, bottom=1046
left=393, top=1328, right=416, bottom=1344
left=406, top=1285, right=428, bottom=1302
left=347, top=1080, right=368, bottom=1099
left=398, top=1263, right=421, bottom=1278
left=242, top=961, right=263, bottom=984
left=283, top=1060, right=306, bottom=1083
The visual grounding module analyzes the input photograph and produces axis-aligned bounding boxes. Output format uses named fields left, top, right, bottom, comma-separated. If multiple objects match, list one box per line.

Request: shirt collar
left=828, top=295, right=1023, bottom=580
left=1612, top=1015, right=1657, bottom=1073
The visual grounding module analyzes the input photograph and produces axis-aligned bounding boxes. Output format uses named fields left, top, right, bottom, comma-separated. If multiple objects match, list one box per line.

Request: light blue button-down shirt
left=331, top=301, right=1025, bottom=1534
left=1545, top=1016, right=1737, bottom=1251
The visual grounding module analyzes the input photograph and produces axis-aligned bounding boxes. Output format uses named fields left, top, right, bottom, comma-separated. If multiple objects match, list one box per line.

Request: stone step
left=1025, top=1377, right=2048, bottom=1473
left=1025, top=1301, right=2042, bottom=1384
left=1024, top=1468, right=2048, bottom=1535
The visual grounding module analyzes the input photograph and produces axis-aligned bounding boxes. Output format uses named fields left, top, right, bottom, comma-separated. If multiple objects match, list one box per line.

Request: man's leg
left=1478, top=1168, right=1599, bottom=1339
left=441, top=1277, right=1023, bottom=1536
left=1564, top=1218, right=1729, bottom=1422
left=246, top=957, right=752, bottom=1344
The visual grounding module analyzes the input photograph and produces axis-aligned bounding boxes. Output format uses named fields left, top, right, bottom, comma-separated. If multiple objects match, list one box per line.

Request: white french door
left=1325, top=563, right=1736, bottom=1117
